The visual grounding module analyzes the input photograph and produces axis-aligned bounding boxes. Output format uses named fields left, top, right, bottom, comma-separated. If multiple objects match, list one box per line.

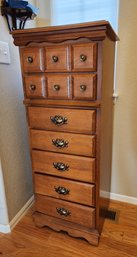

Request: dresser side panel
left=99, top=37, right=115, bottom=230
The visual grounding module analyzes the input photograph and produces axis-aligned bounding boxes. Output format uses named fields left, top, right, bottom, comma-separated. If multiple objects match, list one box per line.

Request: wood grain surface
left=34, top=173, right=95, bottom=206
left=32, top=150, right=96, bottom=183
left=28, top=107, right=96, bottom=134
left=30, top=129, right=96, bottom=157
left=0, top=200, right=137, bottom=256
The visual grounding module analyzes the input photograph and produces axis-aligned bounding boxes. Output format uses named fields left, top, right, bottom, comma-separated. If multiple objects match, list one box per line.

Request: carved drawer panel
left=24, top=75, right=46, bottom=98
left=21, top=47, right=45, bottom=72
left=30, top=130, right=95, bottom=157
left=28, top=107, right=96, bottom=134
left=45, top=45, right=70, bottom=72
left=35, top=194, right=95, bottom=228
left=72, top=43, right=97, bottom=71
left=32, top=150, right=96, bottom=183
left=47, top=74, right=71, bottom=99
left=72, top=74, right=97, bottom=100
left=34, top=174, right=95, bottom=206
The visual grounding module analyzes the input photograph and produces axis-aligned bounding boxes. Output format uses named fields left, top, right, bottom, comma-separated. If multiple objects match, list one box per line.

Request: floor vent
left=100, top=208, right=119, bottom=222
left=105, top=209, right=117, bottom=220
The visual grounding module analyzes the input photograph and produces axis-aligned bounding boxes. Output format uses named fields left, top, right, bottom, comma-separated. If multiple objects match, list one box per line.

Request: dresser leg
left=33, top=211, right=99, bottom=246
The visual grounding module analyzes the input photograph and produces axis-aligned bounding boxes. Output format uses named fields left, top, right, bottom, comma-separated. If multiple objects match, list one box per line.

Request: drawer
left=34, top=174, right=95, bottom=206
left=32, top=150, right=95, bottom=183
left=28, top=107, right=96, bottom=134
left=30, top=130, right=95, bottom=157
left=47, top=74, right=71, bottom=99
left=45, top=45, right=70, bottom=72
left=72, top=43, right=97, bottom=71
left=21, top=47, right=44, bottom=72
left=35, top=194, right=95, bottom=228
left=24, top=75, right=46, bottom=98
left=73, top=74, right=97, bottom=100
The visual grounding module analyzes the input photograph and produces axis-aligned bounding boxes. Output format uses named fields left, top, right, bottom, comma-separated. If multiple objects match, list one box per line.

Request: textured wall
left=111, top=0, right=137, bottom=197
left=0, top=1, right=36, bottom=222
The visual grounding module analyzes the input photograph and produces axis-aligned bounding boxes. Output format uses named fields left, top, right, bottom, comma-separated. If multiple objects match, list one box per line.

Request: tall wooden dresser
left=12, top=21, right=118, bottom=245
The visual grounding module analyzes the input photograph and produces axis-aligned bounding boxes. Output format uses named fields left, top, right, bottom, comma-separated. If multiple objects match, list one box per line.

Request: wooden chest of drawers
left=12, top=21, right=118, bottom=245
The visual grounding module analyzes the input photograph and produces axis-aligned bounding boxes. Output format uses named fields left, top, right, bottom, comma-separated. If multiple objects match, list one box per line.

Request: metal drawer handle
left=53, top=162, right=69, bottom=171
left=56, top=207, right=71, bottom=216
left=80, top=54, right=87, bottom=62
left=27, top=56, right=33, bottom=63
left=52, top=139, right=69, bottom=148
left=53, top=84, right=60, bottom=91
left=52, top=55, right=58, bottom=62
left=80, top=85, right=87, bottom=92
left=50, top=115, right=68, bottom=126
left=29, top=84, right=36, bottom=91
left=54, top=186, right=70, bottom=195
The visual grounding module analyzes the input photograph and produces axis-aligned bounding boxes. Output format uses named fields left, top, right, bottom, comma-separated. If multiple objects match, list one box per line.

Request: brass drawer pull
left=80, top=85, right=87, bottom=92
left=50, top=115, right=68, bottom=126
left=52, top=55, right=58, bottom=62
left=29, top=84, right=36, bottom=91
left=53, top=162, right=69, bottom=171
left=53, top=84, right=60, bottom=91
left=52, top=139, right=69, bottom=148
left=80, top=54, right=87, bottom=62
left=56, top=207, right=71, bottom=216
left=27, top=56, right=33, bottom=63
left=54, top=186, right=70, bottom=195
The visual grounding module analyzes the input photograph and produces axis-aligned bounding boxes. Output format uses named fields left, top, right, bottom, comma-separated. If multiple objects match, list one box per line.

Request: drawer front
left=45, top=45, right=70, bottom=72
left=47, top=74, right=71, bottom=99
left=73, top=74, right=97, bottom=100
left=28, top=107, right=96, bottom=134
left=32, top=150, right=96, bottom=183
left=36, top=194, right=95, bottom=228
left=72, top=43, right=97, bottom=71
left=22, top=47, right=44, bottom=72
left=30, top=130, right=95, bottom=157
left=34, top=174, right=95, bottom=206
left=24, top=75, right=46, bottom=98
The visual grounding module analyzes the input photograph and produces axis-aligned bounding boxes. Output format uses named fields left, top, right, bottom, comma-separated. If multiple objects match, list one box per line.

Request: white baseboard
left=101, top=190, right=137, bottom=205
left=10, top=195, right=34, bottom=231
left=0, top=224, right=11, bottom=233
left=0, top=195, right=34, bottom=234
left=110, top=192, right=137, bottom=205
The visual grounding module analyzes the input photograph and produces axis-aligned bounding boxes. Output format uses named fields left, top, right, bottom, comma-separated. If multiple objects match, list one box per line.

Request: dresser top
left=12, top=20, right=119, bottom=46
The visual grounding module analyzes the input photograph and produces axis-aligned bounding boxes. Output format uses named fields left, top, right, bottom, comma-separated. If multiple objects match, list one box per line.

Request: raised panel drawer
left=47, top=74, right=71, bottom=99
left=72, top=43, right=97, bottom=71
left=32, top=150, right=96, bottom=183
left=73, top=74, right=97, bottom=100
left=24, top=75, right=46, bottom=98
left=45, top=45, right=70, bottom=72
left=34, top=174, right=95, bottom=206
left=28, top=107, right=96, bottom=134
left=35, top=194, right=95, bottom=228
left=30, top=130, right=95, bottom=157
left=21, top=47, right=44, bottom=72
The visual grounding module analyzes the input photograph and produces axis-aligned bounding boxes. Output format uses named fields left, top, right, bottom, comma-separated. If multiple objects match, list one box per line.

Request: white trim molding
left=101, top=190, right=137, bottom=205
left=0, top=224, right=11, bottom=233
left=0, top=159, right=9, bottom=233
left=0, top=195, right=34, bottom=233
left=10, top=195, right=34, bottom=231
left=110, top=192, right=137, bottom=205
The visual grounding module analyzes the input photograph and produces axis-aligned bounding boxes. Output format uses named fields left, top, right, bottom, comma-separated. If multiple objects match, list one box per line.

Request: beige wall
left=111, top=0, right=137, bottom=197
left=0, top=0, right=36, bottom=222
left=35, top=0, right=51, bottom=27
